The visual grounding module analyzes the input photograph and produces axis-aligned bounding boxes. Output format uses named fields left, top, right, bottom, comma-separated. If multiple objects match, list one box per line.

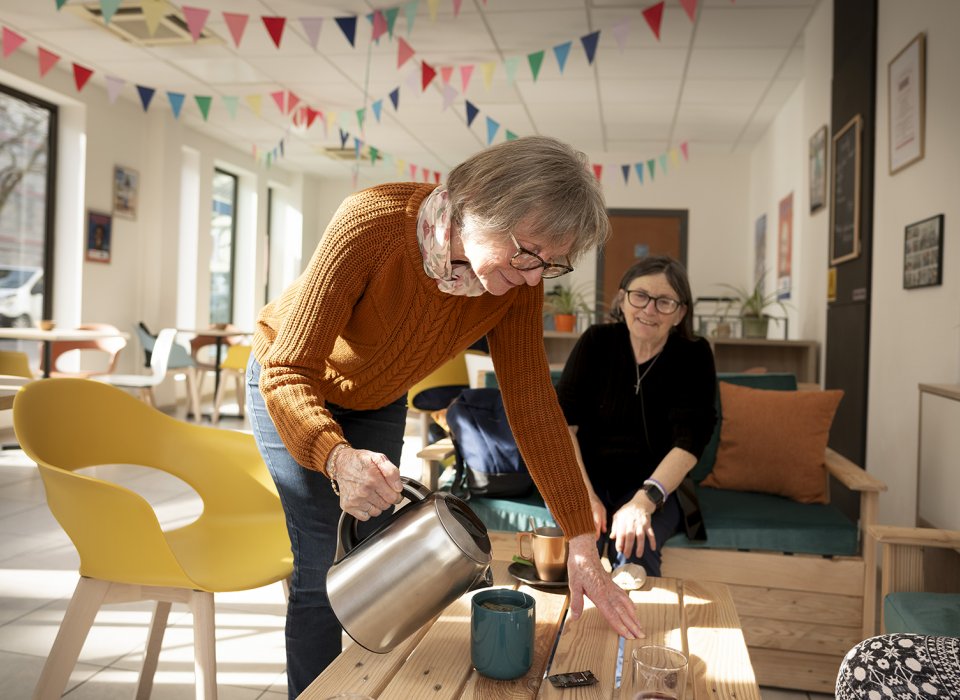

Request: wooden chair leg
left=33, top=577, right=110, bottom=700
left=212, top=373, right=227, bottom=425
left=135, top=600, right=171, bottom=700
left=189, top=591, right=218, bottom=700
left=235, top=373, right=246, bottom=419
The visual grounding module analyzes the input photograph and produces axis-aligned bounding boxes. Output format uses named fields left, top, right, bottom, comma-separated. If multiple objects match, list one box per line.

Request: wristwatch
left=641, top=483, right=665, bottom=511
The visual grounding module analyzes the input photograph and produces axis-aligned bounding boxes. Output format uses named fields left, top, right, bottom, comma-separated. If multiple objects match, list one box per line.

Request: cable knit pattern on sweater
left=253, top=183, right=594, bottom=538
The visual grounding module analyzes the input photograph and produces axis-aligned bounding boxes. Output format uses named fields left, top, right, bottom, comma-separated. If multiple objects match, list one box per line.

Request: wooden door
left=596, top=209, right=688, bottom=314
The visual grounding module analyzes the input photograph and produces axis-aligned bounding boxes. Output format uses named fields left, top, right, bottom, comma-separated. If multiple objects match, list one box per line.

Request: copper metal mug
left=516, top=525, right=568, bottom=582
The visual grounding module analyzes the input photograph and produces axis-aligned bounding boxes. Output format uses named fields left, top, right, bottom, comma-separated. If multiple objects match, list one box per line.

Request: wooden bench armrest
left=825, top=448, right=887, bottom=492
left=416, top=437, right=455, bottom=462
left=869, top=525, right=960, bottom=549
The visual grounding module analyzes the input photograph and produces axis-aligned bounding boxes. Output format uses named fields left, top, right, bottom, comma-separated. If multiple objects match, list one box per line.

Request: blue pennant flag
left=634, top=163, right=644, bottom=185
left=388, top=87, right=400, bottom=110
left=166, top=91, right=185, bottom=118
left=465, top=100, right=479, bottom=127
left=621, top=164, right=630, bottom=184
left=339, top=128, right=349, bottom=149
left=485, top=116, right=500, bottom=145
left=581, top=30, right=600, bottom=65
left=372, top=99, right=383, bottom=122
left=136, top=85, right=155, bottom=111
left=553, top=41, right=572, bottom=73
left=335, top=16, right=357, bottom=47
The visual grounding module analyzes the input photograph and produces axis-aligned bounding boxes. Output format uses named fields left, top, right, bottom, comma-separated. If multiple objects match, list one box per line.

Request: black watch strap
left=642, top=483, right=664, bottom=511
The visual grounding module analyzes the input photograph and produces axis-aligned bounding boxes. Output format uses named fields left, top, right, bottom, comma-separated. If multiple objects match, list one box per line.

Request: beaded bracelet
left=327, top=443, right=349, bottom=496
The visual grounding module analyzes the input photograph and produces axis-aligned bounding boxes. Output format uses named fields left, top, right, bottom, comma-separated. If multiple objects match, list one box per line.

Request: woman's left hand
left=609, top=497, right=656, bottom=560
left=566, top=534, right=645, bottom=639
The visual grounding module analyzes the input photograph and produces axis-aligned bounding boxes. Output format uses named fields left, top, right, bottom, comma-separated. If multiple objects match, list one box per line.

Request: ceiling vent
left=66, top=1, right=219, bottom=46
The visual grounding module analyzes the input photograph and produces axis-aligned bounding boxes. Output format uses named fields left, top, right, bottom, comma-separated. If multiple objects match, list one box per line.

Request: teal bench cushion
left=884, top=593, right=960, bottom=636
left=458, top=491, right=556, bottom=532
left=664, top=485, right=858, bottom=556
left=483, top=370, right=564, bottom=388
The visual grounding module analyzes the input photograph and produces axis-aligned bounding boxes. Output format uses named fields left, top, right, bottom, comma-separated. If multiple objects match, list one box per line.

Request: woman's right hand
left=329, top=446, right=403, bottom=520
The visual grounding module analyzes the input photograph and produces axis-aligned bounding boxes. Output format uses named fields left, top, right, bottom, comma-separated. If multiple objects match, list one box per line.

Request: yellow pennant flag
left=244, top=94, right=262, bottom=117
left=140, top=0, right=165, bottom=36
left=396, top=158, right=405, bottom=177
left=670, top=148, right=680, bottom=166
left=427, top=0, right=440, bottom=21
left=481, top=61, right=496, bottom=90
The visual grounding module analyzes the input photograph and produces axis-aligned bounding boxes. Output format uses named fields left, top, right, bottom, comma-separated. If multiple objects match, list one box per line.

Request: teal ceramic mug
left=470, top=589, right=536, bottom=680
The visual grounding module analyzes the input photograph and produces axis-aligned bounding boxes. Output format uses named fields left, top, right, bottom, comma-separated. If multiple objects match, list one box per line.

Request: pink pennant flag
left=441, top=84, right=457, bottom=110
left=452, top=0, right=463, bottom=17
left=460, top=64, right=474, bottom=92
left=679, top=0, right=698, bottom=22
left=680, top=141, right=689, bottom=160
left=371, top=10, right=388, bottom=41
left=222, top=12, right=248, bottom=48
left=105, top=75, right=125, bottom=103
left=37, top=47, right=60, bottom=77
left=397, top=37, right=415, bottom=68
left=2, top=27, right=26, bottom=58
left=591, top=164, right=603, bottom=181
left=262, top=16, right=286, bottom=48
left=181, top=6, right=210, bottom=42
left=270, top=90, right=286, bottom=114
left=642, top=2, right=665, bottom=40
left=72, top=63, right=94, bottom=92
left=409, top=163, right=417, bottom=180
left=440, top=66, right=454, bottom=84
left=300, top=17, right=323, bottom=49
left=612, top=19, right=630, bottom=51
left=287, top=92, right=301, bottom=114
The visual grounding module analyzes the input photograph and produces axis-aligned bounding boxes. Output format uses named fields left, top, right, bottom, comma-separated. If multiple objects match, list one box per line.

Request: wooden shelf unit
left=709, top=338, right=819, bottom=383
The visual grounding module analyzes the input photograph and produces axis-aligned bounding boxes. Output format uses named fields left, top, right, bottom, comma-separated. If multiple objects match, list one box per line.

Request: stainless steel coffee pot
left=327, top=477, right=493, bottom=653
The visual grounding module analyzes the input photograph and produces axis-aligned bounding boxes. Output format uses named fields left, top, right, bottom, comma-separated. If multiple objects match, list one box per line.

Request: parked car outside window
left=0, top=265, right=44, bottom=328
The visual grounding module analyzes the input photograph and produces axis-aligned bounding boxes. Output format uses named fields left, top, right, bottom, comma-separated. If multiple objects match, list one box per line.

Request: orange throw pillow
left=700, top=382, right=843, bottom=504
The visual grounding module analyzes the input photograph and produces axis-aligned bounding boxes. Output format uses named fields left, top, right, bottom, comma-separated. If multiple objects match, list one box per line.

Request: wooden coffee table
left=299, top=533, right=760, bottom=700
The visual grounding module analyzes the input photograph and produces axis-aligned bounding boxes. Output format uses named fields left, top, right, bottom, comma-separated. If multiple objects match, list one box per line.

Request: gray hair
left=445, top=136, right=610, bottom=262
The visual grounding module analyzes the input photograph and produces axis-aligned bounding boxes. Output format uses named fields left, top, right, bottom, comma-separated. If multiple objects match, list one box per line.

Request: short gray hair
left=446, top=136, right=610, bottom=263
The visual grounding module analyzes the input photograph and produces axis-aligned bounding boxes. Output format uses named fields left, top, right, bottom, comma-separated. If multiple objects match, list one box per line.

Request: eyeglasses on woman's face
left=508, top=233, right=574, bottom=279
left=624, top=289, right=683, bottom=314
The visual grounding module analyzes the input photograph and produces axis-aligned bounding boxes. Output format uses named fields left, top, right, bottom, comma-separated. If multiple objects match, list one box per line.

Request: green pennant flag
left=100, top=0, right=122, bottom=24
left=55, top=0, right=68, bottom=9
left=384, top=7, right=399, bottom=37
left=527, top=50, right=545, bottom=81
left=505, top=130, right=518, bottom=141
left=194, top=95, right=212, bottom=121
left=222, top=95, right=239, bottom=119
left=647, top=159, right=656, bottom=180
left=369, top=146, right=379, bottom=164
left=356, top=108, right=365, bottom=129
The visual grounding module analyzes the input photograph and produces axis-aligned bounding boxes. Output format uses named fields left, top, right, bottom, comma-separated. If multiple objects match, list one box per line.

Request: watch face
left=644, top=484, right=664, bottom=506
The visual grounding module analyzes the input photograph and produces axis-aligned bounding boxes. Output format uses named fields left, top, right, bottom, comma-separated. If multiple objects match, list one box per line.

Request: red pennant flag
left=642, top=2, right=665, bottom=40
left=679, top=0, right=698, bottom=22
left=592, top=164, right=603, bottom=181
left=222, top=12, right=249, bottom=47
left=452, top=0, right=463, bottom=17
left=421, top=61, right=437, bottom=91
left=181, top=6, right=210, bottom=42
left=397, top=36, right=415, bottom=68
left=73, top=63, right=94, bottom=92
left=270, top=90, right=286, bottom=113
left=371, top=10, right=388, bottom=41
left=440, top=66, right=454, bottom=84
left=680, top=141, right=689, bottom=160
left=305, top=107, right=320, bottom=128
left=2, top=27, right=26, bottom=58
left=287, top=92, right=300, bottom=114
left=434, top=171, right=441, bottom=184
left=262, top=16, right=286, bottom=48
left=37, top=47, right=60, bottom=77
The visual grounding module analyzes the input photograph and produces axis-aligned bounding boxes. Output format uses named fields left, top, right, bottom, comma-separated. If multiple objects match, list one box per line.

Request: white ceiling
left=2, top=0, right=820, bottom=179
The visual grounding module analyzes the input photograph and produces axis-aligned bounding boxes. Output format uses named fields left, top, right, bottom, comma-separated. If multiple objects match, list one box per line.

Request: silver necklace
left=634, top=352, right=662, bottom=394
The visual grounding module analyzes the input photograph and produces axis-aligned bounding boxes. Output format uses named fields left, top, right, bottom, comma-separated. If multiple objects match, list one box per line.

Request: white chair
left=95, top=328, right=176, bottom=408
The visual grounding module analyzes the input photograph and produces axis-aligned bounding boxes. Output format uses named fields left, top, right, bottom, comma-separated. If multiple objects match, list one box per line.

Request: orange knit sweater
left=253, top=182, right=593, bottom=538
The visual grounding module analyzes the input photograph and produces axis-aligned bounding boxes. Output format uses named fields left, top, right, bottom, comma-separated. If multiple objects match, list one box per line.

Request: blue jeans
left=246, top=358, right=407, bottom=699
left=596, top=495, right=681, bottom=577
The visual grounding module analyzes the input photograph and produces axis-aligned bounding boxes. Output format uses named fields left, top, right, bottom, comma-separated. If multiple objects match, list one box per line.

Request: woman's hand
left=588, top=491, right=607, bottom=540
left=609, top=495, right=656, bottom=560
left=566, top=534, right=645, bottom=639
left=329, top=446, right=403, bottom=520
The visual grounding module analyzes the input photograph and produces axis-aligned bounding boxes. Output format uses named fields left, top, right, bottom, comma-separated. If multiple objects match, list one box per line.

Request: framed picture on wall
left=809, top=125, right=827, bottom=213
left=888, top=32, right=926, bottom=174
left=85, top=210, right=112, bottom=263
left=903, top=214, right=943, bottom=289
left=113, top=164, right=139, bottom=220
left=830, top=114, right=862, bottom=265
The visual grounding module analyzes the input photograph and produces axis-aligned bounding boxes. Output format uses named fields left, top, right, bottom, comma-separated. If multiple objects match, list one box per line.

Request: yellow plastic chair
left=212, top=344, right=252, bottom=425
left=0, top=349, right=34, bottom=378
left=13, top=378, right=292, bottom=700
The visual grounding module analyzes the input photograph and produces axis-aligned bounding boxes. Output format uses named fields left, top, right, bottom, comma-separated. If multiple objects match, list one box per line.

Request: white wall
left=868, top=0, right=960, bottom=526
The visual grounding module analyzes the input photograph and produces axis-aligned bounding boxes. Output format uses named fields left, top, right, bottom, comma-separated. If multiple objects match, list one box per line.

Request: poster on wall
left=754, top=214, right=767, bottom=289
left=113, top=164, right=139, bottom=220
left=809, top=125, right=828, bottom=213
left=85, top=210, right=112, bottom=263
left=888, top=33, right=926, bottom=175
left=903, top=214, right=943, bottom=289
left=777, top=193, right=793, bottom=300
left=830, top=115, right=863, bottom=265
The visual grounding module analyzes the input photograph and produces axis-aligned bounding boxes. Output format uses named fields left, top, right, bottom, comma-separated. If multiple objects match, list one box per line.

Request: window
left=209, top=168, right=237, bottom=324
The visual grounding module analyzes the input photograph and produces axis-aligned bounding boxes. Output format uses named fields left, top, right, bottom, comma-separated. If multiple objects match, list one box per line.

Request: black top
left=556, top=323, right=717, bottom=504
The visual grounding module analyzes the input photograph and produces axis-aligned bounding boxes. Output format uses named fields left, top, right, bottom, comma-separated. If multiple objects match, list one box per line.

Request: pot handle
left=336, top=476, right=431, bottom=560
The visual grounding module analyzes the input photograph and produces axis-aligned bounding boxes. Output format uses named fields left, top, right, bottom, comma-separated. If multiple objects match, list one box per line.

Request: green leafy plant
left=716, top=275, right=788, bottom=319
left=544, top=282, right=592, bottom=316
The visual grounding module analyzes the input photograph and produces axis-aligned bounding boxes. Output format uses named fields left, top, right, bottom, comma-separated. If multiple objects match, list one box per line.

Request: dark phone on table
left=547, top=670, right=598, bottom=688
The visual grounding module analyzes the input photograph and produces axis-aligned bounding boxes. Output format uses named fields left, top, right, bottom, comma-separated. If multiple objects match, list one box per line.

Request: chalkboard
left=830, top=115, right=862, bottom=264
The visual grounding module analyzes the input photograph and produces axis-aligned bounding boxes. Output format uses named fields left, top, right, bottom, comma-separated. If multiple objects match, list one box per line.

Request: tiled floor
left=0, top=396, right=831, bottom=699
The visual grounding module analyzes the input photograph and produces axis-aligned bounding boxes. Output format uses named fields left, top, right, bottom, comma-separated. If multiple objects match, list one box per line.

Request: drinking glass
left=631, top=645, right=688, bottom=700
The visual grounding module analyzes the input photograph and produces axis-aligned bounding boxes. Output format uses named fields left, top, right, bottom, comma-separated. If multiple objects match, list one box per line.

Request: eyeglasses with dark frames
left=624, top=290, right=683, bottom=314
left=508, top=233, right=574, bottom=279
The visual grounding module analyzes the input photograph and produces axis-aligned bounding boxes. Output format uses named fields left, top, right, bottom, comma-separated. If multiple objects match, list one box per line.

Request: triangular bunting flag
left=634, top=163, right=644, bottom=184
left=371, top=11, right=388, bottom=41
left=166, top=91, right=185, bottom=118
left=670, top=148, right=679, bottom=166
left=409, top=163, right=417, bottom=179
left=222, top=12, right=248, bottom=48
left=397, top=37, right=415, bottom=68
left=300, top=17, right=323, bottom=49
left=612, top=19, right=629, bottom=51
left=504, top=56, right=519, bottom=84
left=181, top=6, right=210, bottom=42
left=405, top=68, right=420, bottom=91
left=245, top=94, right=262, bottom=116
left=285, top=93, right=299, bottom=114
left=136, top=85, right=156, bottom=111
left=388, top=87, right=400, bottom=110
left=55, top=0, right=68, bottom=8
left=621, top=164, right=630, bottom=184
left=505, top=130, right=518, bottom=141
left=659, top=153, right=667, bottom=174
left=460, top=64, right=474, bottom=92
left=581, top=31, right=600, bottom=65
left=427, top=0, right=440, bottom=21
left=396, top=158, right=405, bottom=176
left=222, top=95, right=239, bottom=119
left=353, top=137, right=362, bottom=159
left=421, top=61, right=437, bottom=90
left=680, top=141, right=689, bottom=160
left=404, top=0, right=418, bottom=35
left=369, top=146, right=379, bottom=164
left=105, top=75, right=124, bottom=103
left=356, top=108, right=365, bottom=129
left=339, top=128, right=349, bottom=149
left=481, top=61, right=496, bottom=89
left=141, top=0, right=165, bottom=35
left=372, top=99, right=383, bottom=122
left=262, top=16, right=286, bottom=48
left=485, top=116, right=499, bottom=145
left=440, top=65, right=454, bottom=84
left=37, top=47, right=60, bottom=77
left=553, top=42, right=571, bottom=73
left=642, top=2, right=665, bottom=40
left=442, top=84, right=457, bottom=110
left=679, top=0, right=698, bottom=23
left=335, top=16, right=357, bottom=47
left=434, top=171, right=441, bottom=184
left=279, top=139, right=284, bottom=157
left=465, top=100, right=479, bottom=127
left=99, top=0, right=122, bottom=25
left=384, top=8, right=399, bottom=37
left=2, top=27, right=26, bottom=58
left=270, top=90, right=286, bottom=114
left=647, top=159, right=656, bottom=179
left=73, top=64, right=94, bottom=91
left=452, top=0, right=463, bottom=18
left=592, top=164, right=602, bottom=181
left=195, top=95, right=212, bottom=120
left=527, top=50, right=545, bottom=81
left=423, top=168, right=430, bottom=182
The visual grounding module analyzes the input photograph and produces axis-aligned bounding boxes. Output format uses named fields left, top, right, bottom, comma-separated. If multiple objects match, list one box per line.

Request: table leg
left=213, top=338, right=223, bottom=397
left=42, top=340, right=52, bottom=378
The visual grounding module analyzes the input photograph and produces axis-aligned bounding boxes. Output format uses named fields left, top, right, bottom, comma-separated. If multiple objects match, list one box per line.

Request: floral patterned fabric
left=416, top=185, right=486, bottom=297
left=837, top=634, right=960, bottom=700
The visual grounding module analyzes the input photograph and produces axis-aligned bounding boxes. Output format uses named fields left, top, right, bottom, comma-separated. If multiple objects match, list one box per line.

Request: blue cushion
left=484, top=370, right=564, bottom=388
left=884, top=592, right=960, bottom=636
left=460, top=491, right=556, bottom=532
left=689, top=372, right=799, bottom=482
left=664, top=485, right=858, bottom=556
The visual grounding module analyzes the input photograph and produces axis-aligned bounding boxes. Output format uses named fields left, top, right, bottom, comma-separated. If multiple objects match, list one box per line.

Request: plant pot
left=741, top=316, right=769, bottom=339
left=553, top=314, right=576, bottom=333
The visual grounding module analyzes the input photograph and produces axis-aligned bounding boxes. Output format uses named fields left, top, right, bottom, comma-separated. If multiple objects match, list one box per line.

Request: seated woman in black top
left=556, top=256, right=716, bottom=576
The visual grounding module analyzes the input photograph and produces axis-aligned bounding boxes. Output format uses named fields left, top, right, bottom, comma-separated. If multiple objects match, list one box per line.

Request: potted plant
left=716, top=276, right=788, bottom=339
left=544, top=283, right=591, bottom=333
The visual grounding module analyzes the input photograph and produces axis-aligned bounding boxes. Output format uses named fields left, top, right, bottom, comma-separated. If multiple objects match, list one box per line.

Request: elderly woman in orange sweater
left=247, top=136, right=643, bottom=697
